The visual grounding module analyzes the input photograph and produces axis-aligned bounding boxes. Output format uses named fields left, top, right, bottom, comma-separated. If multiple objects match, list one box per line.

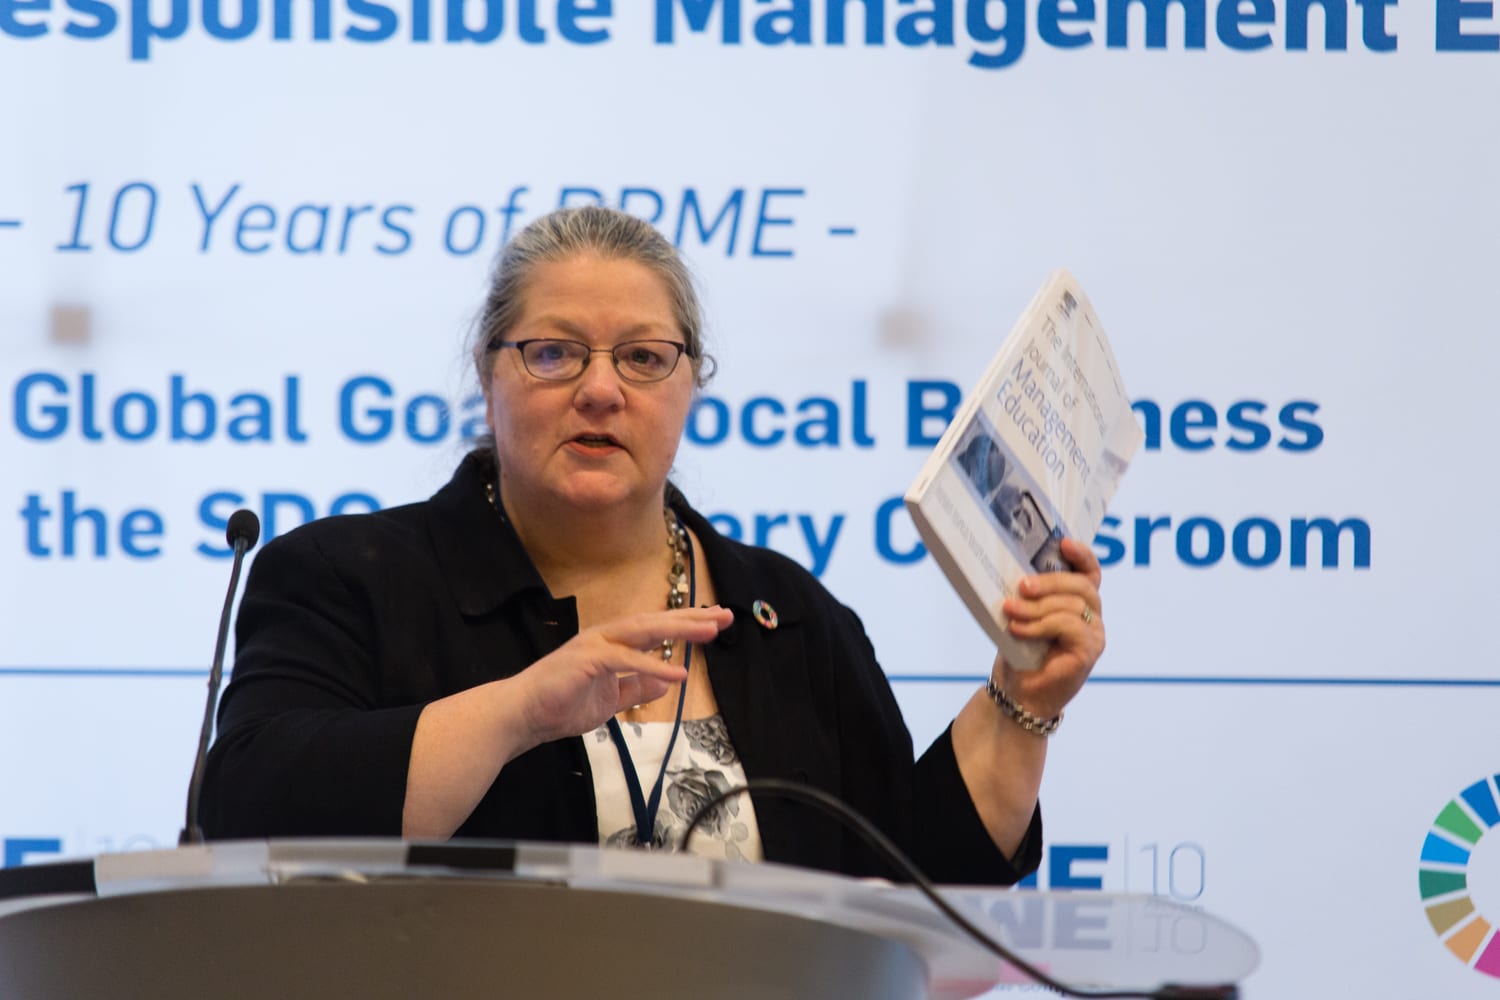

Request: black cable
left=680, top=779, right=1237, bottom=1000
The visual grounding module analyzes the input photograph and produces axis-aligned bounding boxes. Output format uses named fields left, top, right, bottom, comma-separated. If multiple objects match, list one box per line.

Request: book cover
left=904, top=269, right=1144, bottom=671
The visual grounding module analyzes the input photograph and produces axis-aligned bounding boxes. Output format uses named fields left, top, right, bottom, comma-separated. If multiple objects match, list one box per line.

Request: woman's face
left=486, top=253, right=695, bottom=517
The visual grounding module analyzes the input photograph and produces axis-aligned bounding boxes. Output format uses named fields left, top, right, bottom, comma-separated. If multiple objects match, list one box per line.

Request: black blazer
left=202, top=451, right=1039, bottom=884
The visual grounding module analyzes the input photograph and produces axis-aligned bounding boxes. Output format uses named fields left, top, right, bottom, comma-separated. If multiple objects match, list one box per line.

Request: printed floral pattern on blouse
left=589, top=714, right=761, bottom=861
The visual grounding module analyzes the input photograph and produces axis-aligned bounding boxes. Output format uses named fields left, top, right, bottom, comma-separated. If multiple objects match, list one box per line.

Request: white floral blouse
left=584, top=714, right=764, bottom=862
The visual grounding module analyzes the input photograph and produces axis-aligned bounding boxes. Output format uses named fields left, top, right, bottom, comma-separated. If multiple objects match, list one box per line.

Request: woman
left=201, top=206, right=1105, bottom=884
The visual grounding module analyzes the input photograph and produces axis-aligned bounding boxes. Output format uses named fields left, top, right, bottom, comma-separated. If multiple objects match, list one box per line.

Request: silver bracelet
left=984, top=678, right=1062, bottom=736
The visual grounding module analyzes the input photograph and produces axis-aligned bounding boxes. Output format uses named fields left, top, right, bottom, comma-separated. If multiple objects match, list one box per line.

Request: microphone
left=179, top=509, right=261, bottom=846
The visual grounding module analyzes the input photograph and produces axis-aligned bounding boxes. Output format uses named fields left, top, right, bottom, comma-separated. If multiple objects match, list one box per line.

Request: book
left=904, top=269, right=1144, bottom=671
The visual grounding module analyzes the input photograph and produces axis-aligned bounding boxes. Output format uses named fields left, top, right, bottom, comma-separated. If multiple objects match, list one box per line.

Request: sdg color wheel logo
left=1419, top=775, right=1500, bottom=977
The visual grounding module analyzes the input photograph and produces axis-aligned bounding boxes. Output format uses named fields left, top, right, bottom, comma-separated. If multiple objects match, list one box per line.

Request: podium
left=0, top=841, right=1258, bottom=999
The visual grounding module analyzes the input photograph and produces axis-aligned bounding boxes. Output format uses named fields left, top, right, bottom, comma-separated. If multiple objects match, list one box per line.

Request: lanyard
left=604, top=521, right=696, bottom=849
left=604, top=653, right=688, bottom=849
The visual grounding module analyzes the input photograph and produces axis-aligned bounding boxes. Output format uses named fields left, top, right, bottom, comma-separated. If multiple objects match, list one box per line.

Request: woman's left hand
left=996, top=536, right=1106, bottom=719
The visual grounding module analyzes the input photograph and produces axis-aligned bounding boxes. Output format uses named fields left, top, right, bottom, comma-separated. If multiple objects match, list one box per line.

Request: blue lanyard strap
left=604, top=512, right=697, bottom=848
left=605, top=644, right=689, bottom=848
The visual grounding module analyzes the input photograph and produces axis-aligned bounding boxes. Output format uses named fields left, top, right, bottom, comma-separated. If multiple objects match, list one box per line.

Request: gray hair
left=471, top=206, right=712, bottom=394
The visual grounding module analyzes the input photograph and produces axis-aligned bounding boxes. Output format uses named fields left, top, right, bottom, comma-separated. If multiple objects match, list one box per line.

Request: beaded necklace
left=485, top=480, right=696, bottom=847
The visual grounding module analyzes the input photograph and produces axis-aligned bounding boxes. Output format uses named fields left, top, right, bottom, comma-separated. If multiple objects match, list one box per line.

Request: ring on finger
left=1081, top=605, right=1095, bottom=625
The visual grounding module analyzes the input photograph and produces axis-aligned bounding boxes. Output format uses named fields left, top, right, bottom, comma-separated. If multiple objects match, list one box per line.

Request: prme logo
left=1017, top=840, right=1206, bottom=901
left=1419, top=774, right=1500, bottom=978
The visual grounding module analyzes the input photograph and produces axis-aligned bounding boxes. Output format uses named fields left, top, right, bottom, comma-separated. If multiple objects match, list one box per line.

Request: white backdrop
left=4, top=2, right=1500, bottom=995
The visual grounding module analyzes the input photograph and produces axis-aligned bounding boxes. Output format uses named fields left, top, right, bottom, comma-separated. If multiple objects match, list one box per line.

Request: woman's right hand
left=513, top=605, right=734, bottom=745
left=403, top=605, right=733, bottom=839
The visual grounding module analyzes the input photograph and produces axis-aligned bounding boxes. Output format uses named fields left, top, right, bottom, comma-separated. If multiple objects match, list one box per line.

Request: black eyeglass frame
left=490, top=338, right=694, bottom=384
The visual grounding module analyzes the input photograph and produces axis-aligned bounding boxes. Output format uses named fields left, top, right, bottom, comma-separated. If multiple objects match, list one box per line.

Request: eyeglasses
left=492, top=338, right=692, bottom=384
